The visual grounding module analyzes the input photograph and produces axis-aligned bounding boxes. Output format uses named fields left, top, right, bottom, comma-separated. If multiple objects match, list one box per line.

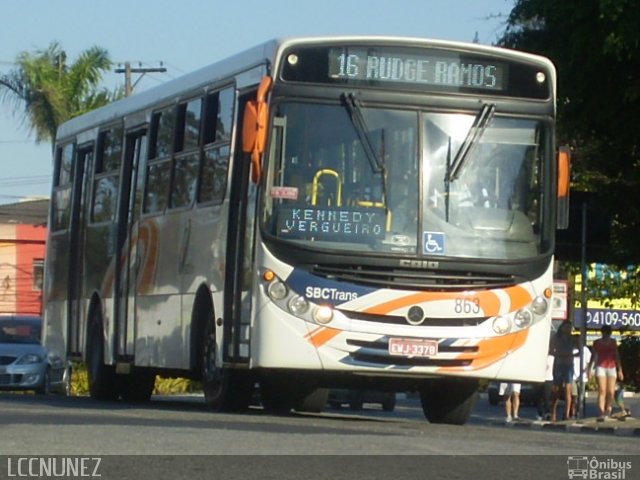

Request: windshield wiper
left=341, top=92, right=388, bottom=204
left=444, top=137, right=452, bottom=222
left=448, top=103, right=496, bottom=181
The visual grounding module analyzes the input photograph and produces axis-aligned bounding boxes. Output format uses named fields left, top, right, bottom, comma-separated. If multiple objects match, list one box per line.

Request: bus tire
left=201, top=313, right=253, bottom=412
left=294, top=388, right=329, bottom=413
left=87, top=311, right=120, bottom=401
left=120, top=371, right=156, bottom=403
left=419, top=378, right=478, bottom=425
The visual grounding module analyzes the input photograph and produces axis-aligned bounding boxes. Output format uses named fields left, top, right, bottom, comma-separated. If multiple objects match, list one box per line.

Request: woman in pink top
left=587, top=325, right=624, bottom=420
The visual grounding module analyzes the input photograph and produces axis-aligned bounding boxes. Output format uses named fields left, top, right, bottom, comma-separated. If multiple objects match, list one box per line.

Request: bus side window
left=51, top=143, right=75, bottom=231
left=144, top=107, right=175, bottom=214
left=198, top=87, right=234, bottom=204
left=91, top=127, right=123, bottom=223
left=171, top=98, right=202, bottom=209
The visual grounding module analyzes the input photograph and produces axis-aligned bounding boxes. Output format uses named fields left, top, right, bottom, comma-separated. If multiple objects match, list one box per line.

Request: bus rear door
left=67, top=144, right=94, bottom=356
left=114, top=128, right=147, bottom=362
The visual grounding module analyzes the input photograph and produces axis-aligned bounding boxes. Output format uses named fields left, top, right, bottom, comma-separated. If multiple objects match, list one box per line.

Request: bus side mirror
left=557, top=146, right=571, bottom=229
left=242, top=76, right=272, bottom=183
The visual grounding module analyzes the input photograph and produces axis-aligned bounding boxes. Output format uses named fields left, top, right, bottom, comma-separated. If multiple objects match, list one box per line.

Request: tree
left=0, top=41, right=119, bottom=146
left=498, top=0, right=640, bottom=264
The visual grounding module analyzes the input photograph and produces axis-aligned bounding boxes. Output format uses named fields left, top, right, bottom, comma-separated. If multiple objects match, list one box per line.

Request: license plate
left=388, top=338, right=438, bottom=357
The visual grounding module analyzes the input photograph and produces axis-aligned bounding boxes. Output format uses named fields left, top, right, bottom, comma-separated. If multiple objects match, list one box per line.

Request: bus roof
left=56, top=36, right=555, bottom=141
left=56, top=39, right=279, bottom=140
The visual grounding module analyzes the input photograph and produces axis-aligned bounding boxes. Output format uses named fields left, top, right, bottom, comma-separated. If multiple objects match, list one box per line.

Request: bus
left=43, top=36, right=569, bottom=424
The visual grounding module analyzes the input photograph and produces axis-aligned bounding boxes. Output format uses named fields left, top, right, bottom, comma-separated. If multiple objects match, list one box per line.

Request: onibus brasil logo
left=567, top=456, right=632, bottom=479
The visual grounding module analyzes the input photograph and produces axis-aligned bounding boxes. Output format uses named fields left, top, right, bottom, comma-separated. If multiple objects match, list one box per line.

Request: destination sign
left=276, top=207, right=386, bottom=242
left=328, top=48, right=506, bottom=91
left=280, top=45, right=550, bottom=99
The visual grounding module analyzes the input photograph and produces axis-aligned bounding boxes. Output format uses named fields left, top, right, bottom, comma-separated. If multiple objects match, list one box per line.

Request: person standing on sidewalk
left=536, top=348, right=554, bottom=421
left=587, top=325, right=624, bottom=421
left=500, top=382, right=521, bottom=423
left=536, top=339, right=553, bottom=420
left=551, top=321, right=575, bottom=421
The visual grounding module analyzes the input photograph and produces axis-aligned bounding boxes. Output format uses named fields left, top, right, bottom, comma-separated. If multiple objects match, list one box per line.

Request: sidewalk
left=480, top=391, right=640, bottom=437
left=500, top=415, right=640, bottom=437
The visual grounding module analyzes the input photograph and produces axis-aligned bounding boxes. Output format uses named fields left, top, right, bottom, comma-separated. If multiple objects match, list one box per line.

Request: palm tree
left=0, top=41, right=119, bottom=146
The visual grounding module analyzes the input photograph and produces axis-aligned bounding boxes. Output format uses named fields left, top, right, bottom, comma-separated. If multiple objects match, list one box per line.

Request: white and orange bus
left=43, top=36, right=568, bottom=424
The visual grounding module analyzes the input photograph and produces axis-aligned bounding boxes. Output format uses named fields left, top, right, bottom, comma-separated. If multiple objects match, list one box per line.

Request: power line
left=0, top=176, right=50, bottom=187
left=114, top=61, right=167, bottom=96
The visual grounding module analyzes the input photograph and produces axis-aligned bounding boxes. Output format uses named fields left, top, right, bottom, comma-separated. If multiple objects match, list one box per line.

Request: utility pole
left=114, top=62, right=167, bottom=96
left=579, top=200, right=589, bottom=418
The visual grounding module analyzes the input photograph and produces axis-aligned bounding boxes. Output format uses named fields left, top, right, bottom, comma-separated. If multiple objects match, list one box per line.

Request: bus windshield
left=262, top=100, right=549, bottom=261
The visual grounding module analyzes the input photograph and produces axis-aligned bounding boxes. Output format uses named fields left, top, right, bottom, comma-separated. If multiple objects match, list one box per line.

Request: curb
left=498, top=418, right=640, bottom=437
left=478, top=391, right=640, bottom=400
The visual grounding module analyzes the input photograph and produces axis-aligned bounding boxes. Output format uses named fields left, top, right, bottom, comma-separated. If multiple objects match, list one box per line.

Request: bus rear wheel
left=419, top=378, right=478, bottom=425
left=87, top=311, right=120, bottom=401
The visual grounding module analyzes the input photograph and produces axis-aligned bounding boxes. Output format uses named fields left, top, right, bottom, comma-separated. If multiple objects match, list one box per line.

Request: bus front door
left=223, top=94, right=257, bottom=364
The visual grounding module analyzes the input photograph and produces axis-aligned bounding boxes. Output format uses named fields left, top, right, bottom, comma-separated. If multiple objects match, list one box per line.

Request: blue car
left=0, top=315, right=70, bottom=395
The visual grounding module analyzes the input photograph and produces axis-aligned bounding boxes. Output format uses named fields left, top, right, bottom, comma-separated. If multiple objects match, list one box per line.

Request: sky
left=0, top=0, right=514, bottom=205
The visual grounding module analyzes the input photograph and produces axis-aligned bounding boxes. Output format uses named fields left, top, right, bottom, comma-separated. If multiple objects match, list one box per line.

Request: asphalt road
left=0, top=392, right=637, bottom=480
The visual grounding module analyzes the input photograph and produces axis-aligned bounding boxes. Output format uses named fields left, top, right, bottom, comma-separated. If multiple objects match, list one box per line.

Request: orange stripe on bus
left=97, top=219, right=160, bottom=297
left=505, top=284, right=532, bottom=312
left=307, top=327, right=341, bottom=348
left=363, top=290, right=502, bottom=317
left=137, top=220, right=159, bottom=294
left=439, top=329, right=529, bottom=372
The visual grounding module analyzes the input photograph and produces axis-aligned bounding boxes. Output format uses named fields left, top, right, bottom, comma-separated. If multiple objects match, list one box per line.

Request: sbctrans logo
left=567, top=456, right=632, bottom=479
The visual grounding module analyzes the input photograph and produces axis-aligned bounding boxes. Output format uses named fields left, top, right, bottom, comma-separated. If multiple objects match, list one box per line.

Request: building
left=0, top=199, right=48, bottom=315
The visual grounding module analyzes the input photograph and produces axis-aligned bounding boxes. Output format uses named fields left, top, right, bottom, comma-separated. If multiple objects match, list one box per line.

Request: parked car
left=328, top=389, right=396, bottom=412
left=0, top=315, right=70, bottom=395
left=487, top=381, right=539, bottom=406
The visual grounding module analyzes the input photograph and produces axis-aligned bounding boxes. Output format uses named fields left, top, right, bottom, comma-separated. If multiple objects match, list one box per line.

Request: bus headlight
left=313, top=305, right=334, bottom=325
left=267, top=279, right=288, bottom=301
left=288, top=295, right=309, bottom=315
left=492, top=315, right=511, bottom=334
left=514, top=308, right=533, bottom=329
left=531, top=296, right=548, bottom=315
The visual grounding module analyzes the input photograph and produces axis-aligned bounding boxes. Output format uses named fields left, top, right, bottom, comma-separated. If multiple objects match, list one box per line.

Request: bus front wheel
left=201, top=315, right=253, bottom=412
left=294, top=388, right=329, bottom=413
left=419, top=378, right=478, bottom=425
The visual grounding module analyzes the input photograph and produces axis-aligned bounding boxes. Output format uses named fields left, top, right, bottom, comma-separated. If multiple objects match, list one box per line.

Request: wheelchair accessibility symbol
left=423, top=231, right=445, bottom=254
